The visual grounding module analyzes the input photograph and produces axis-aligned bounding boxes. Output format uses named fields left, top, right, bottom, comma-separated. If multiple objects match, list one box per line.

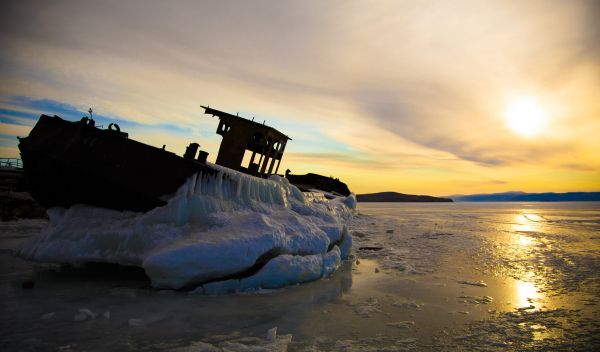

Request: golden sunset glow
left=0, top=0, right=599, bottom=195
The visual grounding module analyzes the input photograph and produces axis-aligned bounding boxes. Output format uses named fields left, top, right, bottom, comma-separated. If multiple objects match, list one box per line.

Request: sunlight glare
left=512, top=213, right=539, bottom=233
left=517, top=281, right=539, bottom=308
left=505, top=97, right=547, bottom=137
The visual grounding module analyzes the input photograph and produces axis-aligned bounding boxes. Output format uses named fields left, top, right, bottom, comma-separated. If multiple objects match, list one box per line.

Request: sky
left=1, top=0, right=599, bottom=196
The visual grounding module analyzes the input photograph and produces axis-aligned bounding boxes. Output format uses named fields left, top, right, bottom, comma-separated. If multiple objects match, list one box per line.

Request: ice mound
left=17, top=165, right=355, bottom=290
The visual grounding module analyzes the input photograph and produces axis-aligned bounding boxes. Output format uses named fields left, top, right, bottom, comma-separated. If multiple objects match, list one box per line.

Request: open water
left=1, top=202, right=599, bottom=351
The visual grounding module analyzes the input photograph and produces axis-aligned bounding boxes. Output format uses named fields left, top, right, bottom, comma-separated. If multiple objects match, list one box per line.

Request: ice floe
left=458, top=280, right=488, bottom=287
left=386, top=320, right=415, bottom=329
left=458, top=295, right=493, bottom=304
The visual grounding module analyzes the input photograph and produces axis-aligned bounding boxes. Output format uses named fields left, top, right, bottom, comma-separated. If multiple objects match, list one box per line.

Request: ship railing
left=0, top=158, right=23, bottom=169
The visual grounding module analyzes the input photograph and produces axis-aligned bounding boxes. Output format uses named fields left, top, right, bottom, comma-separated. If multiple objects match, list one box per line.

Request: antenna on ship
left=84, top=107, right=96, bottom=127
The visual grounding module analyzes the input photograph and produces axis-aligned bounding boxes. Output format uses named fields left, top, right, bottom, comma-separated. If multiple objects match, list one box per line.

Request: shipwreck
left=16, top=105, right=356, bottom=291
left=18, top=106, right=351, bottom=212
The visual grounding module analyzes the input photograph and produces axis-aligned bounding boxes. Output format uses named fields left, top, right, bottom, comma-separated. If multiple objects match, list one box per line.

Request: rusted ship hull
left=18, top=115, right=216, bottom=212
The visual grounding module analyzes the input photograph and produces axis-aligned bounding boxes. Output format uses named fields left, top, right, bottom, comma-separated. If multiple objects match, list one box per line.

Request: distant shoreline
left=449, top=191, right=600, bottom=202
left=453, top=200, right=600, bottom=202
left=356, top=191, right=600, bottom=203
left=356, top=200, right=600, bottom=203
left=356, top=192, right=452, bottom=203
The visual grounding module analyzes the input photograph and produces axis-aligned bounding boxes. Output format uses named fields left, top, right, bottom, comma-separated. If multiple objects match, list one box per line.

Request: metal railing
left=0, top=158, right=23, bottom=169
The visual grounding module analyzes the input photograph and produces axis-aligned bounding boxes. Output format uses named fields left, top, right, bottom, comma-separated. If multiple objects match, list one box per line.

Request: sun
left=505, top=97, right=547, bottom=137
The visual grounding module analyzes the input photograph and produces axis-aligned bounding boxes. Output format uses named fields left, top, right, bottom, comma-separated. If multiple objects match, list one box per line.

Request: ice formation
left=17, top=165, right=355, bottom=290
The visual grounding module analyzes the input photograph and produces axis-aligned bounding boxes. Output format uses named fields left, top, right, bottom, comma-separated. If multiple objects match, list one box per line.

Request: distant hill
left=357, top=192, right=453, bottom=202
left=450, top=191, right=600, bottom=202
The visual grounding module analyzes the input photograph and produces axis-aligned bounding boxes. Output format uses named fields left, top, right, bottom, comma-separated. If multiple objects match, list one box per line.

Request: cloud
left=0, top=123, right=32, bottom=137
left=0, top=0, right=599, bottom=193
left=559, top=163, right=597, bottom=172
left=286, top=151, right=396, bottom=171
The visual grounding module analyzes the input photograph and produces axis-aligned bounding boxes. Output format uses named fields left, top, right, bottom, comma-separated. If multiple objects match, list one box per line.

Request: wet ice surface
left=2, top=202, right=600, bottom=351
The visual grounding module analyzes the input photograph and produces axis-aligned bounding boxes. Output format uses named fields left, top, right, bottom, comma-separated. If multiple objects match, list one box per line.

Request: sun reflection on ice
left=512, top=213, right=543, bottom=233
left=516, top=281, right=540, bottom=309
left=509, top=213, right=547, bottom=311
left=510, top=212, right=548, bottom=247
left=516, top=234, right=534, bottom=246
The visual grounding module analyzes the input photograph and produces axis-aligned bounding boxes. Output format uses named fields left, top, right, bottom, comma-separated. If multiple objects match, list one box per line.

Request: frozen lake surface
left=1, top=202, right=599, bottom=351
